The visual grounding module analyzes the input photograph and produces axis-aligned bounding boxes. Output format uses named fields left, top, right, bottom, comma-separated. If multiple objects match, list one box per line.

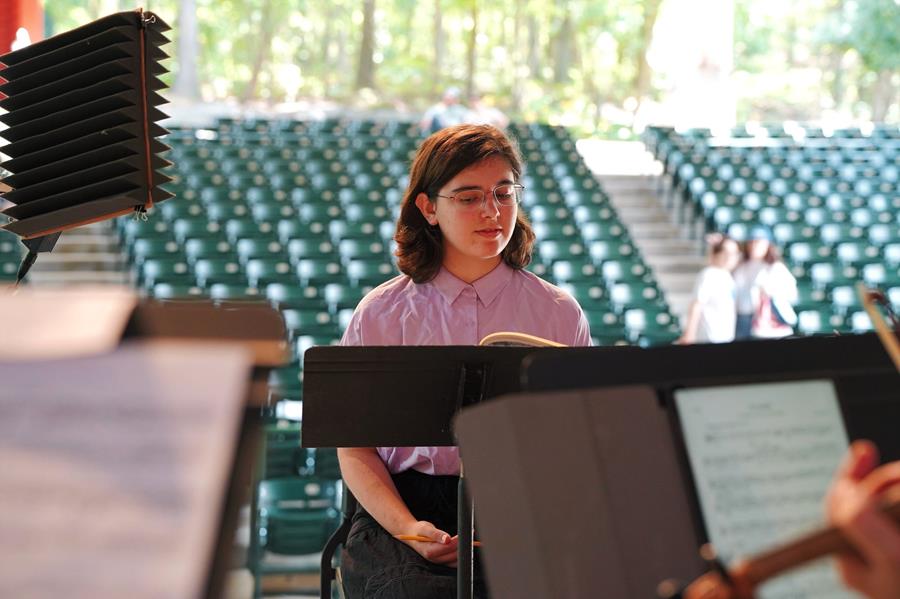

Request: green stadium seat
left=268, top=363, right=303, bottom=402
left=246, top=258, right=296, bottom=287
left=536, top=240, right=586, bottom=264
left=173, top=217, right=223, bottom=243
left=119, top=217, right=171, bottom=244
left=194, top=258, right=245, bottom=287
left=298, top=202, right=343, bottom=222
left=277, top=219, right=330, bottom=244
left=323, top=283, right=367, bottom=313
left=609, top=282, right=665, bottom=313
left=140, top=258, right=193, bottom=288
left=533, top=222, right=580, bottom=241
left=266, top=283, right=326, bottom=311
left=130, top=238, right=184, bottom=265
left=338, top=238, right=387, bottom=263
left=297, top=258, right=344, bottom=286
left=255, top=477, right=340, bottom=558
left=224, top=218, right=277, bottom=243
left=208, top=284, right=264, bottom=302
left=848, top=311, right=874, bottom=332
left=584, top=310, right=626, bottom=338
left=329, top=220, right=380, bottom=241
left=236, top=238, right=285, bottom=264
left=346, top=259, right=395, bottom=288
left=588, top=240, right=636, bottom=264
left=295, top=335, right=339, bottom=361
left=285, top=238, right=336, bottom=263
left=184, top=238, right=235, bottom=263
left=550, top=258, right=598, bottom=283
left=797, top=309, right=845, bottom=335
left=830, top=285, right=862, bottom=315
left=809, top=262, right=858, bottom=289
left=557, top=281, right=609, bottom=313
left=884, top=243, right=900, bottom=266
left=151, top=283, right=208, bottom=300
left=281, top=309, right=340, bottom=338
left=261, top=423, right=303, bottom=479
left=623, top=308, right=679, bottom=343
left=600, top=260, right=650, bottom=284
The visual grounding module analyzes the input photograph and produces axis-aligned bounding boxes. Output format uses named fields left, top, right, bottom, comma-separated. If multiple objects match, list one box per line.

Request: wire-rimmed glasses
left=434, top=183, right=525, bottom=213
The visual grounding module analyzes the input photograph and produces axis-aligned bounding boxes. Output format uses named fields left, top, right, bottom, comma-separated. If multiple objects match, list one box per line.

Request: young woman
left=733, top=226, right=798, bottom=340
left=337, top=124, right=591, bottom=598
left=677, top=233, right=742, bottom=344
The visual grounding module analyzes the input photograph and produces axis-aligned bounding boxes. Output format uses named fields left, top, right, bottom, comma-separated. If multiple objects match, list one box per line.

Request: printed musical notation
left=675, top=380, right=854, bottom=599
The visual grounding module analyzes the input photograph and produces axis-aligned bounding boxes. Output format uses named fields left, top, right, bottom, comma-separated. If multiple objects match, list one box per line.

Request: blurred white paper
left=675, top=379, right=854, bottom=599
left=0, top=341, right=251, bottom=599
left=0, top=286, right=137, bottom=360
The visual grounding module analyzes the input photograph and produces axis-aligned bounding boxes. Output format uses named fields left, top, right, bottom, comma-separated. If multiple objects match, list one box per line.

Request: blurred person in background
left=464, top=93, right=509, bottom=130
left=677, top=233, right=741, bottom=344
left=733, top=226, right=797, bottom=340
left=420, top=87, right=467, bottom=135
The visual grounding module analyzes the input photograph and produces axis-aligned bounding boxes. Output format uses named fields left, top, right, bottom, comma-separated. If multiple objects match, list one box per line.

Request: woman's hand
left=399, top=520, right=458, bottom=566
left=826, top=440, right=900, bottom=599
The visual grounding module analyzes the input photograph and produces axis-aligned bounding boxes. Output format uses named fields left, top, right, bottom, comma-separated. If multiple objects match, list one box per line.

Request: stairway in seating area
left=26, top=221, right=131, bottom=286
left=577, top=140, right=705, bottom=325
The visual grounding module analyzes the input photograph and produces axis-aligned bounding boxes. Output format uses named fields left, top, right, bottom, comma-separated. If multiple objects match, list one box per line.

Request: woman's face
left=415, top=155, right=518, bottom=282
left=714, top=239, right=741, bottom=270
left=747, top=238, right=770, bottom=260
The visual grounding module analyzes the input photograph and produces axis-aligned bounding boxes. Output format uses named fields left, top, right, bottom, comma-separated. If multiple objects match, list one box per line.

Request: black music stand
left=302, top=345, right=555, bottom=599
left=454, top=333, right=900, bottom=598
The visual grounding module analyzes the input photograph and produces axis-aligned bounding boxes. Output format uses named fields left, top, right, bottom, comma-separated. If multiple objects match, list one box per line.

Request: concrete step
left=637, top=237, right=701, bottom=253
left=654, top=271, right=699, bottom=291
left=26, top=271, right=133, bottom=285
left=616, top=207, right=678, bottom=224
left=31, top=252, right=126, bottom=271
left=624, top=222, right=687, bottom=238
left=644, top=254, right=706, bottom=270
left=54, top=234, right=121, bottom=252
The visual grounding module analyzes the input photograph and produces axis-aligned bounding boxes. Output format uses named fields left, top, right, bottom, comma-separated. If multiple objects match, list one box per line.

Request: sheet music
left=675, top=379, right=856, bottom=599
left=0, top=342, right=251, bottom=599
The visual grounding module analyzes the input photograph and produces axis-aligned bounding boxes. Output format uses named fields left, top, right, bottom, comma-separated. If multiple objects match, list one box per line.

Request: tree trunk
left=432, top=0, right=444, bottom=94
left=633, top=0, right=662, bottom=105
left=553, top=12, right=573, bottom=84
left=242, top=0, right=275, bottom=103
left=320, top=3, right=334, bottom=77
left=355, top=0, right=377, bottom=90
left=510, top=0, right=524, bottom=112
left=871, top=69, right=897, bottom=121
left=527, top=14, right=541, bottom=79
left=464, top=0, right=478, bottom=98
left=172, top=0, right=200, bottom=100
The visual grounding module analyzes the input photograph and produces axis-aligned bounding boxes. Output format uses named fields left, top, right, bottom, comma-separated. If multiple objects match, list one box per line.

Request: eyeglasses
left=434, top=183, right=525, bottom=212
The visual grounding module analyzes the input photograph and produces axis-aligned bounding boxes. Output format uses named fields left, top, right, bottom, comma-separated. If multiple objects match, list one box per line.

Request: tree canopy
left=42, top=0, right=899, bottom=136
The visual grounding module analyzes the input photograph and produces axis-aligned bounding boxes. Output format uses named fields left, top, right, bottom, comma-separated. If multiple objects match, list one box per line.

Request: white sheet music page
left=675, top=379, right=856, bottom=599
left=0, top=341, right=251, bottom=599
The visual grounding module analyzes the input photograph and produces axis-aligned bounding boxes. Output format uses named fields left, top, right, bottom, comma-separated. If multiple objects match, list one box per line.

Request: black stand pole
left=458, top=460, right=474, bottom=599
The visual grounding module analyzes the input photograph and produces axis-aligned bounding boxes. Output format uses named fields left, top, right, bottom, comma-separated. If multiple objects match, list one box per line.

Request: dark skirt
left=341, top=469, right=490, bottom=599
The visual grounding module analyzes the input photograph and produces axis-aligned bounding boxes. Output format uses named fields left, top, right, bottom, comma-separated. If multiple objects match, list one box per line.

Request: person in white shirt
left=419, top=87, right=467, bottom=135
left=733, top=226, right=798, bottom=340
left=677, top=233, right=741, bottom=344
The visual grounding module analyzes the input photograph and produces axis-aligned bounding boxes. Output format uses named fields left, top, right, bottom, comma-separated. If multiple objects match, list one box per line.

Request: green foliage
left=39, top=0, right=900, bottom=134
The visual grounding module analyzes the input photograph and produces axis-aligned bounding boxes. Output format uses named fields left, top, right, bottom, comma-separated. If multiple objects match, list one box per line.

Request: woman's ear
left=415, top=192, right=438, bottom=225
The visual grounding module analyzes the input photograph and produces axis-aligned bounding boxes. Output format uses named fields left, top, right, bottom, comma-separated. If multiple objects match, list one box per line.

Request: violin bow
left=661, top=490, right=900, bottom=599
left=857, top=282, right=900, bottom=371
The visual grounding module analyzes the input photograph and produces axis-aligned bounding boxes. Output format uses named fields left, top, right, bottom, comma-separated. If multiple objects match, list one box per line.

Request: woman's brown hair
left=395, top=124, right=535, bottom=283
